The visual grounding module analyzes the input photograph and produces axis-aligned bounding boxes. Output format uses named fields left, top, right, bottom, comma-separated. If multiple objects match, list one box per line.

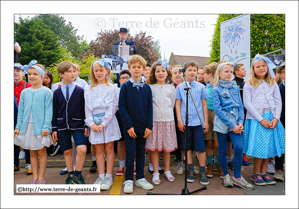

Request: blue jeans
left=217, top=132, right=243, bottom=178
left=124, top=129, right=146, bottom=181
left=14, top=145, right=30, bottom=166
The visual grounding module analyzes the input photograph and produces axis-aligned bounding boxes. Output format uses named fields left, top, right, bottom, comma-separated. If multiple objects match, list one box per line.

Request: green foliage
left=153, top=40, right=162, bottom=59
left=14, top=17, right=61, bottom=66
left=35, top=14, right=84, bottom=57
left=47, top=48, right=98, bottom=83
left=209, top=14, right=285, bottom=63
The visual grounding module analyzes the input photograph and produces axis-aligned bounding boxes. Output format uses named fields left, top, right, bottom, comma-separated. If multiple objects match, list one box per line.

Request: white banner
left=220, top=14, right=251, bottom=81
left=16, top=184, right=101, bottom=194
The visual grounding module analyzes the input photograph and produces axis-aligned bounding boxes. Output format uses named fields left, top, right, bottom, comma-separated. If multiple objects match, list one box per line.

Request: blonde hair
left=90, top=59, right=111, bottom=89
left=73, top=63, right=80, bottom=71
left=171, top=65, right=184, bottom=84
left=213, top=62, right=233, bottom=87
left=204, top=62, right=218, bottom=76
left=247, top=56, right=275, bottom=89
left=128, top=55, right=146, bottom=68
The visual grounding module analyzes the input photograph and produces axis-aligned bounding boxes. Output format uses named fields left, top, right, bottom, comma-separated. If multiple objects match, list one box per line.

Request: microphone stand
left=147, top=72, right=207, bottom=195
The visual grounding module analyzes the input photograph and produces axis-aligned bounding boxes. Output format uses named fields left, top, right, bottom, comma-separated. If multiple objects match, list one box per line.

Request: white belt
left=93, top=108, right=108, bottom=114
left=263, top=109, right=271, bottom=113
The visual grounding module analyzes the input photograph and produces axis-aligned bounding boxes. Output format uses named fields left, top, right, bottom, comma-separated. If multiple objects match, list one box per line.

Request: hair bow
left=93, top=58, right=112, bottom=70
left=157, top=59, right=169, bottom=71
left=218, top=62, right=237, bottom=71
left=21, top=60, right=45, bottom=78
left=252, top=54, right=276, bottom=78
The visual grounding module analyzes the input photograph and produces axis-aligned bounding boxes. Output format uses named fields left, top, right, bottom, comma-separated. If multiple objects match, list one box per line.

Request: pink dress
left=145, top=84, right=177, bottom=152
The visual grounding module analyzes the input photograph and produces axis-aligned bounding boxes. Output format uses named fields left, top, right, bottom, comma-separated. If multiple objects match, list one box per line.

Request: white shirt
left=150, top=84, right=176, bottom=122
left=84, top=84, right=119, bottom=127
left=74, top=77, right=88, bottom=89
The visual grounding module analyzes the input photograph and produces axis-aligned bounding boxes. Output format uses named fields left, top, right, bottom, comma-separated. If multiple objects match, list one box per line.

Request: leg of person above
left=94, top=144, right=105, bottom=186
left=261, top=158, right=276, bottom=185
left=123, top=131, right=136, bottom=194
left=251, top=158, right=267, bottom=186
left=116, top=141, right=126, bottom=175
left=148, top=151, right=154, bottom=174
left=214, top=141, right=223, bottom=178
left=151, top=150, right=161, bottom=185
left=274, top=154, right=284, bottom=181
left=228, top=132, right=254, bottom=190
left=101, top=142, right=115, bottom=190
left=29, top=150, right=38, bottom=184
left=205, top=140, right=214, bottom=178
left=37, top=147, right=47, bottom=184
left=72, top=144, right=87, bottom=184
left=163, top=150, right=175, bottom=182
left=63, top=149, right=74, bottom=184
left=216, top=132, right=233, bottom=188
left=25, top=149, right=32, bottom=175
left=90, top=144, right=97, bottom=173
left=71, top=139, right=77, bottom=171
left=135, top=132, right=153, bottom=191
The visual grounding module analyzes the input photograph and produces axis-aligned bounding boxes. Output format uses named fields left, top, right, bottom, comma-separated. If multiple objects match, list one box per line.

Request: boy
left=52, top=61, right=89, bottom=184
left=203, top=62, right=224, bottom=179
left=14, top=63, right=32, bottom=175
left=232, top=63, right=249, bottom=166
left=175, top=61, right=209, bottom=185
left=115, top=69, right=131, bottom=176
left=119, top=55, right=154, bottom=193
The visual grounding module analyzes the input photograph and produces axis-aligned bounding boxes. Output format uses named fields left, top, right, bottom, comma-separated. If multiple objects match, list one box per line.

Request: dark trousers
left=14, top=145, right=30, bottom=166
left=124, top=129, right=146, bottom=181
left=275, top=154, right=285, bottom=170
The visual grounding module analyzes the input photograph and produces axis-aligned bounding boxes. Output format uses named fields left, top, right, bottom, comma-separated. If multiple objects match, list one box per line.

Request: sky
left=16, top=14, right=218, bottom=61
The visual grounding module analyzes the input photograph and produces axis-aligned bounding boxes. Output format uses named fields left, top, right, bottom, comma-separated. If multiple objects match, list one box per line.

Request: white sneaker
left=135, top=178, right=154, bottom=190
left=101, top=177, right=113, bottom=190
left=19, top=151, right=26, bottom=159
left=266, top=160, right=275, bottom=174
left=94, top=177, right=104, bottom=185
left=123, top=180, right=133, bottom=194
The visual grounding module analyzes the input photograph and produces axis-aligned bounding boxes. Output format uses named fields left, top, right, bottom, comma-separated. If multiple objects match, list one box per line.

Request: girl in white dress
left=84, top=59, right=121, bottom=190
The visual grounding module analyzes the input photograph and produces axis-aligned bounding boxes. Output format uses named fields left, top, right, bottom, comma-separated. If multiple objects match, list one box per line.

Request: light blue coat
left=16, top=87, right=53, bottom=136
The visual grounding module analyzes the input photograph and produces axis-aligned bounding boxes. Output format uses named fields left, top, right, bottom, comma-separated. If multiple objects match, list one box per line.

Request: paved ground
left=14, top=152, right=285, bottom=195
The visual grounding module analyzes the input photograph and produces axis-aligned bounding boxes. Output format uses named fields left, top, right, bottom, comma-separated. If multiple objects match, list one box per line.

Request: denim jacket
left=212, top=80, right=244, bottom=129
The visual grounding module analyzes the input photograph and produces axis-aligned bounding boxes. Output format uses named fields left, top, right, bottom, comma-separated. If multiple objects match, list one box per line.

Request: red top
left=14, top=80, right=32, bottom=106
left=175, top=83, right=179, bottom=88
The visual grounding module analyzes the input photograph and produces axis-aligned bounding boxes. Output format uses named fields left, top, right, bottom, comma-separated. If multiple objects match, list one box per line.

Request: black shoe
left=71, top=174, right=86, bottom=184
left=90, top=161, right=97, bottom=173
left=158, top=168, right=164, bottom=174
left=187, top=170, right=195, bottom=183
left=148, top=166, right=154, bottom=174
left=49, top=144, right=60, bottom=156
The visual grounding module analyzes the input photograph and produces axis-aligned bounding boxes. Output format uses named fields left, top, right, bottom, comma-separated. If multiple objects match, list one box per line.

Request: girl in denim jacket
left=243, top=54, right=285, bottom=186
left=212, top=62, right=254, bottom=190
left=14, top=61, right=53, bottom=184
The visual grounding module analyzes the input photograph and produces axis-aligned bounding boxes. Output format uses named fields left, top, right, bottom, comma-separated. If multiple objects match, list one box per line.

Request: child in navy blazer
left=52, top=61, right=89, bottom=184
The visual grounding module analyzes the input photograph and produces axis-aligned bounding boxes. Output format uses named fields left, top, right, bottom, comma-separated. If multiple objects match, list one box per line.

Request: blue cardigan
left=52, top=85, right=86, bottom=132
left=119, top=80, right=153, bottom=132
left=16, top=87, right=53, bottom=136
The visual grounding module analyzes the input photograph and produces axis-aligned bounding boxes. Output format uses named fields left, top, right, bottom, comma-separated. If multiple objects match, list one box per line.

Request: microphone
left=179, top=67, right=186, bottom=73
left=121, top=37, right=124, bottom=42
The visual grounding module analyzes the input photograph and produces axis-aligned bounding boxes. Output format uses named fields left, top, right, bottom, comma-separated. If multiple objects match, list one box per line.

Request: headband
left=93, top=59, right=111, bottom=70
left=252, top=54, right=276, bottom=79
left=157, top=59, right=169, bottom=71
left=218, top=62, right=236, bottom=71
left=22, top=60, right=45, bottom=78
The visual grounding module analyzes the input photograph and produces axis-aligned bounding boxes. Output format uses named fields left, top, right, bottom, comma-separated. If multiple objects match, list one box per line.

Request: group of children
left=14, top=53, right=285, bottom=194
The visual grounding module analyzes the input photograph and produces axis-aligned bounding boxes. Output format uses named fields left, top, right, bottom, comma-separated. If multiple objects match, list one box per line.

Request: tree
left=89, top=30, right=159, bottom=65
left=153, top=40, right=162, bottom=59
left=14, top=17, right=61, bottom=66
left=209, top=14, right=285, bottom=63
left=35, top=14, right=84, bottom=57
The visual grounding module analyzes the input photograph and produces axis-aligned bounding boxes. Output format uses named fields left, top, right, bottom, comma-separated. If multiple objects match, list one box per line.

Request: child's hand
left=203, top=121, right=209, bottom=133
left=97, top=124, right=104, bottom=133
left=260, top=119, right=271, bottom=129
left=143, top=128, right=151, bottom=138
left=238, top=123, right=244, bottom=130
left=127, top=127, right=137, bottom=138
left=232, top=125, right=242, bottom=134
left=269, top=119, right=279, bottom=129
left=178, top=120, right=185, bottom=132
left=14, top=129, right=20, bottom=137
left=41, top=130, right=49, bottom=137
left=52, top=131, right=58, bottom=142
left=84, top=128, right=90, bottom=137
left=91, top=124, right=100, bottom=132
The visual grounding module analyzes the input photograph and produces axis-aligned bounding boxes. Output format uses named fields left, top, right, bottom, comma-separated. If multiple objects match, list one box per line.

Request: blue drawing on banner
left=102, top=54, right=129, bottom=72
left=223, top=21, right=245, bottom=51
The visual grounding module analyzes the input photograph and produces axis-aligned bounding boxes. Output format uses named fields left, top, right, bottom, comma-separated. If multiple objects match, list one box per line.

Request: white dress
left=84, top=84, right=121, bottom=144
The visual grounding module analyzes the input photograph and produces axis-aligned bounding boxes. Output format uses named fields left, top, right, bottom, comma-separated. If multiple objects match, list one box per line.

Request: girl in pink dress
left=145, top=59, right=177, bottom=185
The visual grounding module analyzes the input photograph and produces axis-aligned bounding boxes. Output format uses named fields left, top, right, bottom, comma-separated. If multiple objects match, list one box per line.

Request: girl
left=145, top=59, right=177, bottom=185
left=212, top=62, right=254, bottom=190
left=84, top=59, right=121, bottom=190
left=43, top=70, right=53, bottom=89
left=171, top=65, right=184, bottom=174
left=197, top=68, right=205, bottom=85
left=243, top=54, right=285, bottom=186
left=14, top=60, right=53, bottom=184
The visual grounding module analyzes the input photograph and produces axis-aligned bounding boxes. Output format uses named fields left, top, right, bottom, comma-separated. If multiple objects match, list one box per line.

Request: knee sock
left=92, top=157, right=96, bottom=161
left=74, top=170, right=81, bottom=177
left=99, top=173, right=105, bottom=179
left=106, top=173, right=112, bottom=179
left=187, top=163, right=194, bottom=171
left=207, top=155, right=213, bottom=165
left=149, top=163, right=153, bottom=171
left=134, top=161, right=136, bottom=167
left=153, top=173, right=160, bottom=180
left=200, top=166, right=206, bottom=174
left=119, top=160, right=125, bottom=167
